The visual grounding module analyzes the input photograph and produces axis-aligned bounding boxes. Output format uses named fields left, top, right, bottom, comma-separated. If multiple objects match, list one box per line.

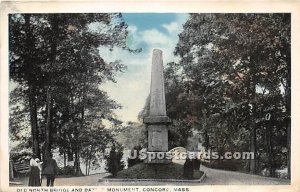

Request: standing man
left=43, top=153, right=59, bottom=186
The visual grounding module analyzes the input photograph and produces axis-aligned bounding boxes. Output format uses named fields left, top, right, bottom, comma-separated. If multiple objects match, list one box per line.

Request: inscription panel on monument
left=152, top=131, right=162, bottom=151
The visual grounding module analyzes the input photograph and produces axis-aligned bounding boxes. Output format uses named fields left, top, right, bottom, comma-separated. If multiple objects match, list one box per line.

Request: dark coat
left=43, top=158, right=59, bottom=175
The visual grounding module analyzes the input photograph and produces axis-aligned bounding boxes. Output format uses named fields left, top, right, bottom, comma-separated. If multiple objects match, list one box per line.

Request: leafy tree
left=165, top=13, right=290, bottom=177
left=9, top=13, right=133, bottom=175
left=114, top=121, right=147, bottom=150
left=80, top=123, right=114, bottom=175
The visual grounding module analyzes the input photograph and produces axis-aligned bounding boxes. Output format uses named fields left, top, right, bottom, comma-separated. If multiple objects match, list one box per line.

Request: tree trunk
left=44, top=87, right=52, bottom=159
left=43, top=14, right=58, bottom=161
left=74, top=96, right=85, bottom=176
left=88, top=159, right=91, bottom=176
left=24, top=14, right=40, bottom=159
left=88, top=146, right=94, bottom=176
left=249, top=95, right=256, bottom=174
left=73, top=103, right=82, bottom=176
left=68, top=149, right=73, bottom=161
left=74, top=151, right=82, bottom=176
left=250, top=123, right=256, bottom=174
left=85, top=148, right=89, bottom=176
left=63, top=151, right=66, bottom=167
left=29, top=84, right=40, bottom=158
left=249, top=54, right=257, bottom=174
left=85, top=157, right=88, bottom=175
left=74, top=151, right=78, bottom=174
left=266, top=122, right=275, bottom=177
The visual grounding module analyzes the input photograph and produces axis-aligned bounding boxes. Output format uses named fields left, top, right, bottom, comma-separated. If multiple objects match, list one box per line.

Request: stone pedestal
left=144, top=119, right=171, bottom=164
left=144, top=49, right=171, bottom=164
left=144, top=116, right=171, bottom=152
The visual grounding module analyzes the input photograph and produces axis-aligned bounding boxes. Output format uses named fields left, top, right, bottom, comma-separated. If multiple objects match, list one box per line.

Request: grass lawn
left=114, top=162, right=204, bottom=180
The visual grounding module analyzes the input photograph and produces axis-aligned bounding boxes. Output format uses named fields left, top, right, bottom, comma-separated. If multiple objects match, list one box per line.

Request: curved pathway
left=200, top=165, right=289, bottom=185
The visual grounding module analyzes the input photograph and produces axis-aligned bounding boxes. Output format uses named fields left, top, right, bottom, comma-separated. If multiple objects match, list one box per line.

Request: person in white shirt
left=28, top=154, right=41, bottom=186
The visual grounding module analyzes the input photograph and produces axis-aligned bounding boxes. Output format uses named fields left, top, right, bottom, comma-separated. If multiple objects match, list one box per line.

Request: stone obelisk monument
left=144, top=49, right=171, bottom=163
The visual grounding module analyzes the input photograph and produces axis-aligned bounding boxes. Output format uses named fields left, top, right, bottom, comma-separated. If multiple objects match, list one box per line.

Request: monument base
left=147, top=125, right=169, bottom=152
left=144, top=152, right=172, bottom=164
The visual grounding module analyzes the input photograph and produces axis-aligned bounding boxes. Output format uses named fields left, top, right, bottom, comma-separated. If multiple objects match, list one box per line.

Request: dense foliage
left=9, top=13, right=130, bottom=175
left=164, top=13, right=290, bottom=178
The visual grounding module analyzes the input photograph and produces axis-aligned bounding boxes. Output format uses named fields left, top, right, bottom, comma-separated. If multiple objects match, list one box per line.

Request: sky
left=99, top=13, right=189, bottom=123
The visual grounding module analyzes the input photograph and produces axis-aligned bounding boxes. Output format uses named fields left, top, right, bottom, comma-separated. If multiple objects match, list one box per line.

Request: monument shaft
left=144, top=49, right=171, bottom=163
left=149, top=49, right=166, bottom=116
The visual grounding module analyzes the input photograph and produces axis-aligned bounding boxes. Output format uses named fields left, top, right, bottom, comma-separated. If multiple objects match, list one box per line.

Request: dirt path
left=11, top=165, right=289, bottom=186
left=200, top=165, right=289, bottom=185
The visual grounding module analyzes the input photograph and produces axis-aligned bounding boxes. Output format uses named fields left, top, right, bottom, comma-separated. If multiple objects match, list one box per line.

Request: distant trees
left=113, top=121, right=146, bottom=167
left=114, top=121, right=147, bottom=150
left=165, top=13, right=290, bottom=177
left=9, top=13, right=130, bottom=175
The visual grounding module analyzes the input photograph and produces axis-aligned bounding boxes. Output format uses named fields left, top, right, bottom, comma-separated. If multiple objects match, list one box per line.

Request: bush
left=10, top=151, right=31, bottom=163
left=192, top=159, right=201, bottom=170
left=203, top=159, right=242, bottom=171
left=127, top=145, right=143, bottom=168
left=105, top=145, right=124, bottom=177
left=183, top=158, right=194, bottom=179
left=57, top=166, right=75, bottom=176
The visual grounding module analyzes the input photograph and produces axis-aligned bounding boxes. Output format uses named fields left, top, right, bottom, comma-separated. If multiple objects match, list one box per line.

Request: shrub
left=105, top=144, right=124, bottom=177
left=127, top=145, right=143, bottom=168
left=192, top=159, right=201, bottom=170
left=183, top=158, right=194, bottom=179
left=207, top=159, right=242, bottom=171
left=57, top=165, right=75, bottom=176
